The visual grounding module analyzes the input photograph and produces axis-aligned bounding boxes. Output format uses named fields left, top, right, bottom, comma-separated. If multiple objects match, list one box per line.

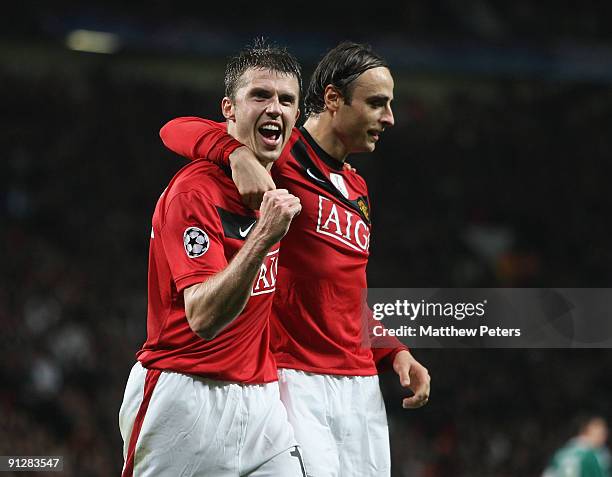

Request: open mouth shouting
left=367, top=129, right=383, bottom=142
left=258, top=121, right=283, bottom=148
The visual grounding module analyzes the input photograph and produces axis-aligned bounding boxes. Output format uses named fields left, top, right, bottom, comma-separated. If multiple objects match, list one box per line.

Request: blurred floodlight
left=65, top=29, right=120, bottom=54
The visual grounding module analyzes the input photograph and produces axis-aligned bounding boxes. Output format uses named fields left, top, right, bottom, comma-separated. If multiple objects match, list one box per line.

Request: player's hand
left=393, top=350, right=430, bottom=409
left=253, top=189, right=301, bottom=247
left=229, top=146, right=276, bottom=210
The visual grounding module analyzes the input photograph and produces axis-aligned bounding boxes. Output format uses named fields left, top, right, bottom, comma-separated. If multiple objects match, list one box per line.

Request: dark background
left=1, top=2, right=611, bottom=475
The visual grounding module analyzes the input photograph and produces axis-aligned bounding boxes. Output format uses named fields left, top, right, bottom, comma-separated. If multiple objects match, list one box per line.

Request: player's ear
left=323, top=85, right=342, bottom=112
left=295, top=107, right=301, bottom=123
left=221, top=97, right=236, bottom=121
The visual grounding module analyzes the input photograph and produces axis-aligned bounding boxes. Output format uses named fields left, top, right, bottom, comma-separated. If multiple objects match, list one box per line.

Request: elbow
left=186, top=310, right=220, bottom=341
left=184, top=288, right=224, bottom=340
left=195, top=325, right=219, bottom=341
left=184, top=284, right=225, bottom=340
left=183, top=283, right=245, bottom=340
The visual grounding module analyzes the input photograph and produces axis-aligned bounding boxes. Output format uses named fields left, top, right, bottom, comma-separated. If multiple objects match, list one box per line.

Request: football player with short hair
left=119, top=40, right=307, bottom=477
left=543, top=416, right=610, bottom=477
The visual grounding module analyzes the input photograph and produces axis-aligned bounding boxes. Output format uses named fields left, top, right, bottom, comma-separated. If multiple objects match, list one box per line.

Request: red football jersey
left=137, top=159, right=279, bottom=383
left=160, top=119, right=406, bottom=376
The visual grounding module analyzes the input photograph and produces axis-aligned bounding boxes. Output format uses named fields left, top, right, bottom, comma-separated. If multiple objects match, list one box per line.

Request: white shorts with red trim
left=277, top=369, right=391, bottom=477
left=119, top=362, right=306, bottom=477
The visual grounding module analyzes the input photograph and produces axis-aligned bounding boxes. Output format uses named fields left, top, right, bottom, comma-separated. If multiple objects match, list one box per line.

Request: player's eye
left=251, top=89, right=272, bottom=100
left=368, top=100, right=386, bottom=108
left=279, top=95, right=296, bottom=106
left=367, top=96, right=392, bottom=109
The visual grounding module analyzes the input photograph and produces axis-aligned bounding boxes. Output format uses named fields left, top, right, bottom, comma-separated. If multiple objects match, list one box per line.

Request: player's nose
left=381, top=105, right=395, bottom=128
left=265, top=97, right=282, bottom=117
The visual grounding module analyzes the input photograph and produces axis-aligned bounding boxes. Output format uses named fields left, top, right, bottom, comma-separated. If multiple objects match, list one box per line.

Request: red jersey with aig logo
left=137, top=159, right=279, bottom=383
left=160, top=119, right=407, bottom=376
left=270, top=128, right=381, bottom=375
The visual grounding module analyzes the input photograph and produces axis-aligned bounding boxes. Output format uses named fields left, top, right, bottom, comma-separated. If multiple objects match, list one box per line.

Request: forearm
left=185, top=189, right=300, bottom=339
left=185, top=229, right=273, bottom=339
left=160, top=117, right=243, bottom=165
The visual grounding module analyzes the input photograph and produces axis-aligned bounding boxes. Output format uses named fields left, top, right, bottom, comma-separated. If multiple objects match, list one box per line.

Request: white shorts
left=119, top=362, right=306, bottom=477
left=278, top=369, right=390, bottom=477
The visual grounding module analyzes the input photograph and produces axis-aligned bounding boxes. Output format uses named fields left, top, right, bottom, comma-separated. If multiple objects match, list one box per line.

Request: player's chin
left=253, top=140, right=282, bottom=162
left=255, top=147, right=282, bottom=164
left=363, top=139, right=377, bottom=152
left=357, top=133, right=377, bottom=150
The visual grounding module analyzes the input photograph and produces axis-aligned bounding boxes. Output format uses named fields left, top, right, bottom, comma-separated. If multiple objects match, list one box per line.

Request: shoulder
left=350, top=169, right=368, bottom=188
left=159, top=160, right=234, bottom=219
left=345, top=167, right=369, bottom=196
left=290, top=127, right=301, bottom=141
left=168, top=160, right=230, bottom=201
left=288, top=127, right=305, bottom=151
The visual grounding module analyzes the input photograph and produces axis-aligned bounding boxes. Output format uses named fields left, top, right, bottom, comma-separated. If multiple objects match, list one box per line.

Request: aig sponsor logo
left=316, top=196, right=370, bottom=252
left=251, top=249, right=279, bottom=296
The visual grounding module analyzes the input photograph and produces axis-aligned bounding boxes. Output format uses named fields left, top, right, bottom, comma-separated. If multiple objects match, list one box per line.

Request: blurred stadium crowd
left=2, top=1, right=612, bottom=475
left=5, top=0, right=612, bottom=43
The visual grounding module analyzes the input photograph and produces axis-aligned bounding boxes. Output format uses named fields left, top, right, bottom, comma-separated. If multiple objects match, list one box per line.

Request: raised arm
left=160, top=117, right=276, bottom=209
left=184, top=189, right=301, bottom=339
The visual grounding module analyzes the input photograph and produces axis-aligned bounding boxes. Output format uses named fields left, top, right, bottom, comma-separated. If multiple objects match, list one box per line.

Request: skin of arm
left=183, top=189, right=301, bottom=340
left=229, top=146, right=276, bottom=210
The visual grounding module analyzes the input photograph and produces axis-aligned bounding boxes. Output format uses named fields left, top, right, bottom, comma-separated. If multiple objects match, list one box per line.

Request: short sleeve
left=159, top=190, right=227, bottom=292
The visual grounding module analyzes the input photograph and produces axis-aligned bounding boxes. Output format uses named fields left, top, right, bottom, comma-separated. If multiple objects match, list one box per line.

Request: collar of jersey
left=299, top=126, right=344, bottom=171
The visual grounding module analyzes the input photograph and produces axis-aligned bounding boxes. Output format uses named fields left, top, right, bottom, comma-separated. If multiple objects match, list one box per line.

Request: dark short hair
left=224, top=38, right=302, bottom=100
left=304, top=41, right=389, bottom=117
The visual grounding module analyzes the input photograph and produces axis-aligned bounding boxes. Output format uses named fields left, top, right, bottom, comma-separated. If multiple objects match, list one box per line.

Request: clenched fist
left=251, top=189, right=301, bottom=247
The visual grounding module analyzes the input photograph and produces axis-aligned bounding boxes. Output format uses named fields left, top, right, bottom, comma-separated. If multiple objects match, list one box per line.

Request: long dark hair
left=304, top=41, right=388, bottom=117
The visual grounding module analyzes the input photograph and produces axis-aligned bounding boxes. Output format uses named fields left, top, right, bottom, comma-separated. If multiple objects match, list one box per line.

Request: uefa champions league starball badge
left=183, top=226, right=210, bottom=258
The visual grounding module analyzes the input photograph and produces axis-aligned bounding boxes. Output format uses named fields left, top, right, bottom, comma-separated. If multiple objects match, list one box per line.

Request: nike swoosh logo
left=239, top=221, right=256, bottom=238
left=306, top=168, right=326, bottom=183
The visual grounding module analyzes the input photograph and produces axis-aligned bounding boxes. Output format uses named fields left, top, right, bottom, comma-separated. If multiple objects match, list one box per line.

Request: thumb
left=398, top=368, right=411, bottom=388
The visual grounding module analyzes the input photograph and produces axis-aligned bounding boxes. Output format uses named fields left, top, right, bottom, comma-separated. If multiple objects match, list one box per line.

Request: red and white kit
left=161, top=120, right=407, bottom=477
left=119, top=160, right=305, bottom=477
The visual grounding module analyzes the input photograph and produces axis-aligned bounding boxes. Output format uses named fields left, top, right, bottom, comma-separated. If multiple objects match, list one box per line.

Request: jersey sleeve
left=159, top=189, right=228, bottom=292
left=159, top=117, right=243, bottom=167
left=364, top=305, right=409, bottom=372
left=356, top=186, right=402, bottom=370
